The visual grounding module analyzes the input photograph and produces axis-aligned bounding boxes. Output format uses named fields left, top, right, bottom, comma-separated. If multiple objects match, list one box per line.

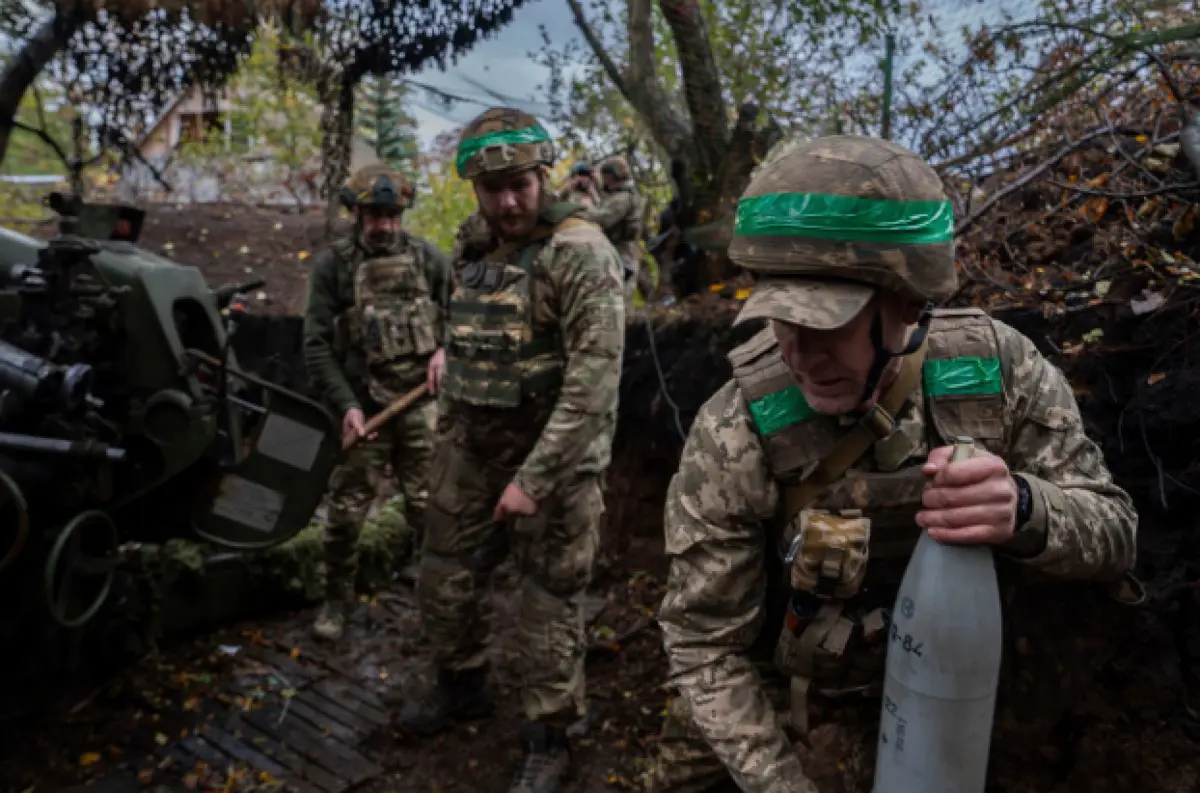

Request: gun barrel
left=0, top=432, right=126, bottom=461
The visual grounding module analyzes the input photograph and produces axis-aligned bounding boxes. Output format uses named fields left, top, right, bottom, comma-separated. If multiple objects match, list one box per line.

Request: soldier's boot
left=395, top=535, right=421, bottom=585
left=311, top=600, right=346, bottom=642
left=509, top=722, right=572, bottom=793
left=394, top=664, right=494, bottom=737
left=395, top=515, right=423, bottom=585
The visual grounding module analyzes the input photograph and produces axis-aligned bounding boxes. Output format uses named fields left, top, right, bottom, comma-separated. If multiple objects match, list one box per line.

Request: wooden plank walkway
left=58, top=637, right=393, bottom=793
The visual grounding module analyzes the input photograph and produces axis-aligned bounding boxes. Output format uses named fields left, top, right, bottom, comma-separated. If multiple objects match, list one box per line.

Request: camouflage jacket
left=583, top=184, right=646, bottom=264
left=302, top=231, right=451, bottom=414
left=441, top=206, right=626, bottom=501
left=557, top=183, right=602, bottom=208
left=657, top=316, right=1137, bottom=793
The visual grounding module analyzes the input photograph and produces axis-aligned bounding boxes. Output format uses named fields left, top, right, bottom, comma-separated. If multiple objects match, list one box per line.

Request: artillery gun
left=0, top=193, right=340, bottom=724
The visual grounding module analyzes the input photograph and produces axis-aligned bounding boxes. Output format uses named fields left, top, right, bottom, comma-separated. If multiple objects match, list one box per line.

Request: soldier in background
left=301, top=164, right=451, bottom=643
left=583, top=155, right=651, bottom=309
left=394, top=107, right=625, bottom=793
left=645, top=135, right=1138, bottom=793
left=558, top=161, right=602, bottom=207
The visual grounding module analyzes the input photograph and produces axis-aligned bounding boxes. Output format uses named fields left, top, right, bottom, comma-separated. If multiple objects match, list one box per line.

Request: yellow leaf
left=80, top=752, right=102, bottom=767
left=154, top=732, right=169, bottom=746
left=289, top=648, right=301, bottom=659
left=1136, top=134, right=1148, bottom=143
left=1148, top=372, right=1166, bottom=385
left=708, top=283, right=726, bottom=293
left=297, top=250, right=310, bottom=260
left=734, top=288, right=752, bottom=300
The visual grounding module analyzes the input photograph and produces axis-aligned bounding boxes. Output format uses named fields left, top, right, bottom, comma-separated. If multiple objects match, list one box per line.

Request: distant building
left=117, top=85, right=378, bottom=207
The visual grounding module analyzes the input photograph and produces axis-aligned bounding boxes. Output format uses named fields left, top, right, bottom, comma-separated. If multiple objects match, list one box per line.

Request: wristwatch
left=1013, top=474, right=1034, bottom=529
left=1003, top=473, right=1046, bottom=558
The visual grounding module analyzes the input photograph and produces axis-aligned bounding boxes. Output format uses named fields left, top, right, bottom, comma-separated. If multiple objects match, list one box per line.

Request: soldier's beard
left=361, top=227, right=399, bottom=252
left=482, top=188, right=549, bottom=240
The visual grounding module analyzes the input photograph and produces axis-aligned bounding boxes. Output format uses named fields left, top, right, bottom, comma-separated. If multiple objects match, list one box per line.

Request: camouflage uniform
left=647, top=136, right=1139, bottom=793
left=584, top=155, right=649, bottom=309
left=397, top=108, right=626, bottom=793
left=558, top=162, right=602, bottom=207
left=303, top=165, right=451, bottom=640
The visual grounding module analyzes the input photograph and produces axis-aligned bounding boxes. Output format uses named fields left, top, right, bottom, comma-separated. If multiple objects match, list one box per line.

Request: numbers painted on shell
left=889, top=622, right=924, bottom=658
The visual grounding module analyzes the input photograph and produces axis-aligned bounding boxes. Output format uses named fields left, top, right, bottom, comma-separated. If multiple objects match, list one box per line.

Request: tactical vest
left=336, top=237, right=440, bottom=367
left=611, top=186, right=647, bottom=245
left=441, top=203, right=586, bottom=409
left=729, top=307, right=1007, bottom=726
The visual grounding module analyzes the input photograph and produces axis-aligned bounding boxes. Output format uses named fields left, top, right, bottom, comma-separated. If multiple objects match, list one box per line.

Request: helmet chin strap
left=857, top=300, right=935, bottom=407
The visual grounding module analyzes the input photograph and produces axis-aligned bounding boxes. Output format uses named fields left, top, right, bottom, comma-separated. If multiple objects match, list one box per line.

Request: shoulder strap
left=779, top=340, right=929, bottom=526
left=553, top=216, right=595, bottom=233
left=729, top=326, right=780, bottom=371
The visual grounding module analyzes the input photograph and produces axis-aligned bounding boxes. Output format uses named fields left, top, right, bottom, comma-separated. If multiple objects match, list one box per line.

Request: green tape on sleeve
left=456, top=125, right=551, bottom=177
left=734, top=192, right=954, bottom=244
left=923, top=357, right=1002, bottom=398
left=748, top=386, right=814, bottom=435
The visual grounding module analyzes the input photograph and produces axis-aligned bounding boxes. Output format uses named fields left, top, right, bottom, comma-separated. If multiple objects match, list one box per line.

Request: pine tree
left=356, top=74, right=419, bottom=176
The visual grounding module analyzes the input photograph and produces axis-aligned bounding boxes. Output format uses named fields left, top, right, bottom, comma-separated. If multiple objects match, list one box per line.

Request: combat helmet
left=731, top=135, right=957, bottom=400
left=340, top=164, right=415, bottom=211
left=599, top=155, right=631, bottom=182
left=731, top=135, right=956, bottom=328
left=456, top=107, right=555, bottom=180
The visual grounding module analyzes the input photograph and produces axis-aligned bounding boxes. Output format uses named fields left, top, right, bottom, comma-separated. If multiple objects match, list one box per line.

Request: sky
left=407, top=0, right=576, bottom=147
left=403, top=0, right=1046, bottom=149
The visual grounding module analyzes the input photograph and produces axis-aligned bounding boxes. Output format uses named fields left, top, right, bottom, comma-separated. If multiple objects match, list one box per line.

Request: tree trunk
left=568, top=0, right=782, bottom=297
left=0, top=11, right=79, bottom=169
left=321, top=78, right=355, bottom=236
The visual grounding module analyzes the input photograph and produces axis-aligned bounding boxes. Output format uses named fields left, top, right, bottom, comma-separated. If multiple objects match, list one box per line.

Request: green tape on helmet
left=735, top=193, right=954, bottom=245
left=455, top=124, right=552, bottom=178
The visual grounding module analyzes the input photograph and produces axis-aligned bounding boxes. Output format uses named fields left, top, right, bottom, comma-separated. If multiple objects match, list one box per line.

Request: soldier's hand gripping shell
left=917, top=444, right=1020, bottom=546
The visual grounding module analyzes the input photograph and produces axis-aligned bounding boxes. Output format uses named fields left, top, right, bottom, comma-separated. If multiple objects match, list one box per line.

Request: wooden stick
left=342, top=383, right=429, bottom=451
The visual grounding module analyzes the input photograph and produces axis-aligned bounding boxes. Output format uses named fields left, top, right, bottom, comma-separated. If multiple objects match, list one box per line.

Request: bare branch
left=12, top=118, right=69, bottom=168
left=564, top=0, right=630, bottom=100
left=1046, top=178, right=1200, bottom=198
left=955, top=127, right=1113, bottom=234
left=0, top=9, right=79, bottom=166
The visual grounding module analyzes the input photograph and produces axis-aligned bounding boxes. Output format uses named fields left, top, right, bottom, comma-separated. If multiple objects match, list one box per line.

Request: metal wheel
left=0, top=471, right=29, bottom=572
left=43, top=510, right=119, bottom=629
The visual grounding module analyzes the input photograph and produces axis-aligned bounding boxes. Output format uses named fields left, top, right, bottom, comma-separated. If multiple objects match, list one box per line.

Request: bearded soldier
left=302, top=164, right=451, bottom=643
left=583, top=155, right=650, bottom=308
left=395, top=108, right=626, bottom=793
left=646, top=136, right=1138, bottom=793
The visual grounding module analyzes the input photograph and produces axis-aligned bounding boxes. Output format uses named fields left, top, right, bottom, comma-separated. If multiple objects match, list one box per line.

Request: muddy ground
left=3, top=202, right=1200, bottom=792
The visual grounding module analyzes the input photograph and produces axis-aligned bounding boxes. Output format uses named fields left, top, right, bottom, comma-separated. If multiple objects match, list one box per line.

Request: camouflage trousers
left=418, top=436, right=603, bottom=727
left=647, top=671, right=879, bottom=793
left=324, top=397, right=436, bottom=602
